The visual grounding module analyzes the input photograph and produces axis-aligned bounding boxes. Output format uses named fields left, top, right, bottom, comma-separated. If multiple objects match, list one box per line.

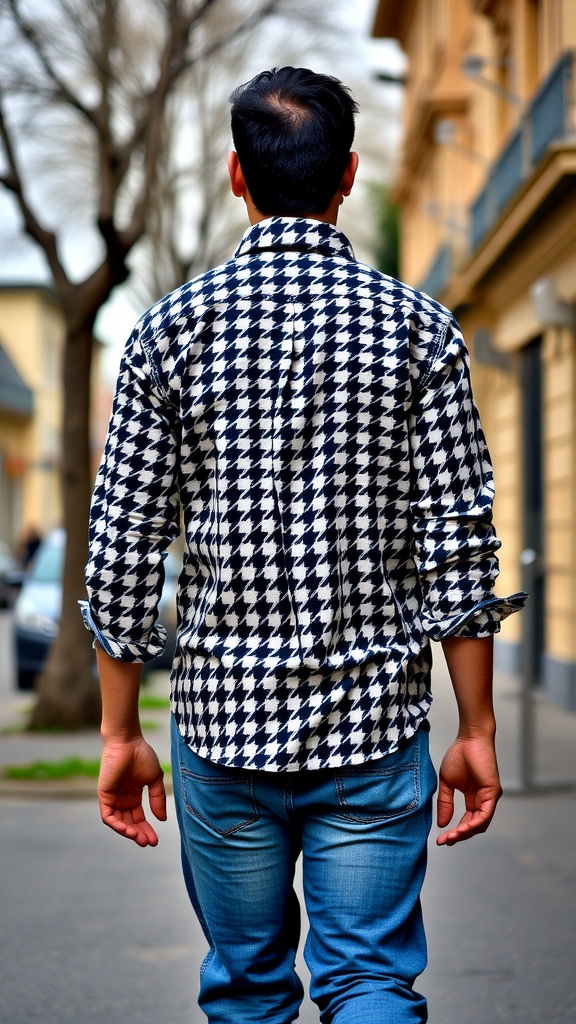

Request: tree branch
left=115, top=2, right=199, bottom=250
left=185, top=0, right=282, bottom=74
left=115, top=0, right=218, bottom=172
left=0, top=99, right=69, bottom=292
left=117, top=0, right=281, bottom=252
left=7, top=0, right=98, bottom=129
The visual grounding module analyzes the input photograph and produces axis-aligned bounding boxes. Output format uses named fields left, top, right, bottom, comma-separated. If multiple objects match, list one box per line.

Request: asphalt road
left=1, top=613, right=575, bottom=1023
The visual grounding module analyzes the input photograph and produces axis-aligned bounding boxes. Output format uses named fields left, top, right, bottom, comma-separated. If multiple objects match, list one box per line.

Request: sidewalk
left=0, top=669, right=173, bottom=798
left=1, top=630, right=575, bottom=1021
left=0, top=610, right=172, bottom=796
left=424, top=651, right=576, bottom=1022
left=1, top=632, right=574, bottom=797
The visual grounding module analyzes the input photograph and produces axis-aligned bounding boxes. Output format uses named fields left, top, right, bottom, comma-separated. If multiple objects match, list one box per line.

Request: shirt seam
left=417, top=316, right=451, bottom=390
left=139, top=328, right=176, bottom=409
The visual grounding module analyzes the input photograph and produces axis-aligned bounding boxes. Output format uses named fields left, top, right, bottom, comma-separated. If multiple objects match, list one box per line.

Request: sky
left=0, top=0, right=405, bottom=384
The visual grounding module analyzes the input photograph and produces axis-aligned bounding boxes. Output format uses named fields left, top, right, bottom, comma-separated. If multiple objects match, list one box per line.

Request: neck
left=245, top=195, right=341, bottom=227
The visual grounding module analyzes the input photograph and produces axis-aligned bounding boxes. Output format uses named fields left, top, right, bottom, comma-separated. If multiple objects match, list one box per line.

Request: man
left=82, top=67, right=525, bottom=1024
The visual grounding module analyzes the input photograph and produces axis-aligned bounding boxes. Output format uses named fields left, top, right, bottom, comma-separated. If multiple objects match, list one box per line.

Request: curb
left=0, top=776, right=174, bottom=801
left=0, top=777, right=99, bottom=800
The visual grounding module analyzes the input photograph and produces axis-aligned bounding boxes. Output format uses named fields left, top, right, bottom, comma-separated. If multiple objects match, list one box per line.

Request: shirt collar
left=234, top=217, right=356, bottom=261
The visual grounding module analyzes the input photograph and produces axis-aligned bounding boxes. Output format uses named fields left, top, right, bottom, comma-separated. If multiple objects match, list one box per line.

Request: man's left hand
left=436, top=735, right=503, bottom=847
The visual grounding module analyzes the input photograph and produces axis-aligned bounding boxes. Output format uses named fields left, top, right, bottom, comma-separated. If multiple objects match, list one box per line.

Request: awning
left=0, top=341, right=33, bottom=418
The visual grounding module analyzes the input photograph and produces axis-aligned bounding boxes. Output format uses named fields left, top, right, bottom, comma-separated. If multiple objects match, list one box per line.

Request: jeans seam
left=181, top=772, right=253, bottom=786
left=181, top=769, right=259, bottom=835
left=336, top=759, right=418, bottom=779
left=284, top=780, right=295, bottom=819
left=199, top=948, right=216, bottom=978
left=334, top=761, right=421, bottom=822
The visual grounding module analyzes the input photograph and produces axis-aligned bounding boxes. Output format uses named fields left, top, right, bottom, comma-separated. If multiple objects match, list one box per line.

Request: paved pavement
left=1, top=608, right=575, bottom=1022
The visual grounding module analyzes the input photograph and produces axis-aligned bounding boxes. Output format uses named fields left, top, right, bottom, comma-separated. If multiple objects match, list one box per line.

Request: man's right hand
left=98, top=736, right=167, bottom=848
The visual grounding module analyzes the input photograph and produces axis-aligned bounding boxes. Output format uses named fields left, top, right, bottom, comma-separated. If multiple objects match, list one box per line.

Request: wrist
left=101, top=724, right=143, bottom=745
left=456, top=718, right=497, bottom=741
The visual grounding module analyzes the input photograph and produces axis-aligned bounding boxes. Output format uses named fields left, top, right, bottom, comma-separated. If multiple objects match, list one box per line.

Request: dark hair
left=229, top=67, right=358, bottom=217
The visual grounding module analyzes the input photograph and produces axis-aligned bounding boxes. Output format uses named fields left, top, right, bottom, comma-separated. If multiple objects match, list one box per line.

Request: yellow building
left=0, top=284, right=108, bottom=554
left=0, top=285, right=63, bottom=551
left=374, top=0, right=576, bottom=709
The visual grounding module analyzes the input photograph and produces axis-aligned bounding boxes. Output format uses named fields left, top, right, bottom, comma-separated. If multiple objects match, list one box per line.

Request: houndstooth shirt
left=82, top=217, right=525, bottom=771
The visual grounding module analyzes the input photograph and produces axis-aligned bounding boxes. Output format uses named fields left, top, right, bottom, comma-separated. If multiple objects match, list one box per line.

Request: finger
left=132, top=820, right=160, bottom=847
left=148, top=777, right=168, bottom=822
left=436, top=804, right=494, bottom=846
left=125, top=803, right=162, bottom=846
left=436, top=777, right=455, bottom=828
left=121, top=804, right=161, bottom=847
left=100, top=803, right=139, bottom=839
left=100, top=802, right=159, bottom=848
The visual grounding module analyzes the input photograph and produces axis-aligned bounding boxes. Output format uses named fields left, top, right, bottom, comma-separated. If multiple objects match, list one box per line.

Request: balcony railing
left=417, top=243, right=452, bottom=299
left=531, top=54, right=572, bottom=164
left=470, top=50, right=574, bottom=253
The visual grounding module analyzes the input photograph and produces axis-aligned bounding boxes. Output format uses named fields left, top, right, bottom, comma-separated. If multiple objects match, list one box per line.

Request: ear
left=339, top=151, right=359, bottom=197
left=227, top=150, right=247, bottom=198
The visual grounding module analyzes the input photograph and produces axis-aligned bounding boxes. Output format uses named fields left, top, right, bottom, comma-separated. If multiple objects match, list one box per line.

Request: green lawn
left=2, top=756, right=172, bottom=781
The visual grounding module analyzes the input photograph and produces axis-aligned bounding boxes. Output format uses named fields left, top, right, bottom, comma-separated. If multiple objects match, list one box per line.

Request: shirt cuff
left=421, top=592, right=528, bottom=641
left=78, top=601, right=168, bottom=663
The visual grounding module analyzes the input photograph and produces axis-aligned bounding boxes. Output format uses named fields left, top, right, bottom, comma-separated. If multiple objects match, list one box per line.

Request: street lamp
left=373, top=70, right=407, bottom=86
left=433, top=118, right=489, bottom=165
left=530, top=276, right=576, bottom=329
left=425, top=200, right=467, bottom=237
left=461, top=53, right=523, bottom=108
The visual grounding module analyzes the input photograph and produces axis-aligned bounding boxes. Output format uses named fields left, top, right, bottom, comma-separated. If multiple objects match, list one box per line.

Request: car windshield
left=30, top=541, right=64, bottom=583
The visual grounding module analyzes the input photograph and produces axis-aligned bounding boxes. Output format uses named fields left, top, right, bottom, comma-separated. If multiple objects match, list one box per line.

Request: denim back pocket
left=181, top=767, right=259, bottom=837
left=334, top=741, right=421, bottom=823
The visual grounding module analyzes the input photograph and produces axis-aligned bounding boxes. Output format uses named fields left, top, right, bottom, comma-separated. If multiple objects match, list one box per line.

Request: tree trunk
left=29, top=319, right=101, bottom=730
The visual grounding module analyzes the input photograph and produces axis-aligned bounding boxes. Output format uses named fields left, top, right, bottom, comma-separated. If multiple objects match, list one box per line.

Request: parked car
left=0, top=540, right=24, bottom=610
left=14, top=528, right=180, bottom=690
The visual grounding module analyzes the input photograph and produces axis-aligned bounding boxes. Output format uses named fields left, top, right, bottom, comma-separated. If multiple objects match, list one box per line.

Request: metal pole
left=518, top=548, right=538, bottom=791
left=506, top=551, right=574, bottom=794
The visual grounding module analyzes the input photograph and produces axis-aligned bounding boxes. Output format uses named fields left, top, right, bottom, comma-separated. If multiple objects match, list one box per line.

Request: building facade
left=374, top=0, right=576, bottom=709
left=0, top=286, right=64, bottom=551
left=0, top=284, right=108, bottom=555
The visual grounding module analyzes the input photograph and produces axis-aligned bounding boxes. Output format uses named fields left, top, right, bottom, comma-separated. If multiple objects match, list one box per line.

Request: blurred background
left=1, top=5, right=576, bottom=1024
left=0, top=0, right=575, bottom=727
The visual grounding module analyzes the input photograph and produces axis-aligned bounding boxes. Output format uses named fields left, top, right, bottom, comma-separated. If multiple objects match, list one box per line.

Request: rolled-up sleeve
left=408, top=316, right=526, bottom=639
left=80, top=324, right=180, bottom=662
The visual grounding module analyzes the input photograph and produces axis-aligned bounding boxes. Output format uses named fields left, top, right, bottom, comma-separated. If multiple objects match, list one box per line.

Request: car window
left=30, top=541, right=64, bottom=583
left=164, top=550, right=181, bottom=580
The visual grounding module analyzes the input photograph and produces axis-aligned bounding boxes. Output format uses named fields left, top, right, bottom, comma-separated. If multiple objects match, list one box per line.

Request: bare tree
left=0, top=0, right=345, bottom=728
left=126, top=0, right=365, bottom=309
left=0, top=0, right=397, bottom=729
left=127, top=21, right=251, bottom=309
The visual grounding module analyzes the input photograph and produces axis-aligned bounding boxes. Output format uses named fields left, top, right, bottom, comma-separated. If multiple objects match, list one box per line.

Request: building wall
left=543, top=324, right=576, bottom=658
left=0, top=288, right=64, bottom=548
left=374, top=0, right=576, bottom=708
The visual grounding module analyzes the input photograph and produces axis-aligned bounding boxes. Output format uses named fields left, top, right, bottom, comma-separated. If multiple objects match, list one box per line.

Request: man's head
left=228, top=66, right=358, bottom=221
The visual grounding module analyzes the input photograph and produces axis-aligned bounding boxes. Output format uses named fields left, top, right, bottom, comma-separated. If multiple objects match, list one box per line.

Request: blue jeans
left=171, top=717, right=437, bottom=1024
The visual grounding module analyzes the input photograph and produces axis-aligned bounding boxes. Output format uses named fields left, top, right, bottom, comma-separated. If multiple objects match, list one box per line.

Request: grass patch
left=28, top=724, right=66, bottom=734
left=0, top=723, right=28, bottom=736
left=139, top=694, right=170, bottom=710
left=2, top=757, right=173, bottom=781
left=3, top=757, right=101, bottom=781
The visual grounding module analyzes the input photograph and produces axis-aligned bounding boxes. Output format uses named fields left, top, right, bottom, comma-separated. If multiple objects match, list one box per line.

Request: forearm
left=440, top=635, right=496, bottom=738
left=84, top=328, right=179, bottom=666
left=436, top=635, right=502, bottom=845
left=95, top=646, right=166, bottom=846
left=96, top=645, right=144, bottom=742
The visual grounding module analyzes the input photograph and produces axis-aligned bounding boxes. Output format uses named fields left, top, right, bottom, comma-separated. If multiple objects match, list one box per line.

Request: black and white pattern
left=82, top=218, right=525, bottom=771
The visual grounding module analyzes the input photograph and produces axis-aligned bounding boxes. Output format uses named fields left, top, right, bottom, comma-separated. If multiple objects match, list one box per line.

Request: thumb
left=148, top=775, right=168, bottom=822
left=436, top=776, right=455, bottom=828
